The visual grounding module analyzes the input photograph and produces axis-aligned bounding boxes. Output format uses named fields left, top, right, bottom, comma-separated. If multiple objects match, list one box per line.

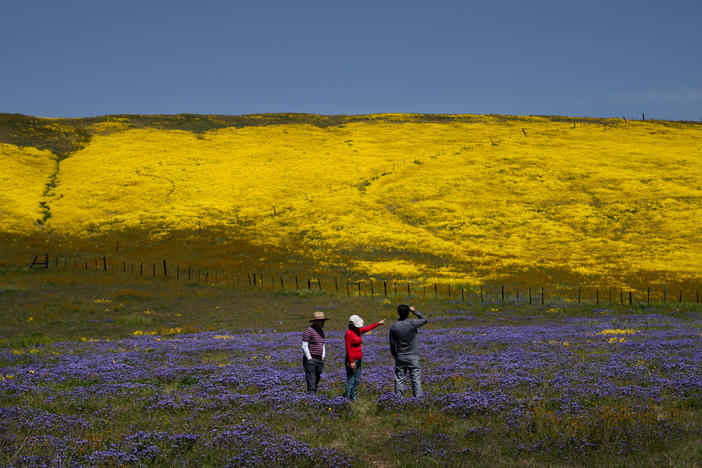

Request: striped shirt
left=302, top=326, right=325, bottom=357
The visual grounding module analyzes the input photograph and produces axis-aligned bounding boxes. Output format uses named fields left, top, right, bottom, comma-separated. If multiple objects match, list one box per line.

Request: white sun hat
left=348, top=315, right=364, bottom=328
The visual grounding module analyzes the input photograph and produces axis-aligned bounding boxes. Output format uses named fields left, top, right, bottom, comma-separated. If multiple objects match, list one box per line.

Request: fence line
left=25, top=253, right=702, bottom=306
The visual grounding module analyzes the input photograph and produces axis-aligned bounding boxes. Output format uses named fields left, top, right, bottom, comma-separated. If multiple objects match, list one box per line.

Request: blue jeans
left=303, top=357, right=324, bottom=394
left=394, top=366, right=422, bottom=397
left=344, top=359, right=362, bottom=400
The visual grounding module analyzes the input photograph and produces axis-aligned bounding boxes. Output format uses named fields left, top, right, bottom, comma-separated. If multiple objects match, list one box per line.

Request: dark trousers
left=303, top=356, right=324, bottom=394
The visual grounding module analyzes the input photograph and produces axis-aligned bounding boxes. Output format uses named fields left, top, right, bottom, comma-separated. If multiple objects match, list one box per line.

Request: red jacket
left=345, top=322, right=381, bottom=363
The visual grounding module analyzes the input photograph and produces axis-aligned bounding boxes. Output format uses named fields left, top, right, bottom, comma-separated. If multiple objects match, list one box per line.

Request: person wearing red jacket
left=344, top=314, right=385, bottom=400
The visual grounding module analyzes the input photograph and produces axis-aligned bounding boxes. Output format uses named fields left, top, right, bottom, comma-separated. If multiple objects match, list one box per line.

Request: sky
left=1, top=0, right=701, bottom=120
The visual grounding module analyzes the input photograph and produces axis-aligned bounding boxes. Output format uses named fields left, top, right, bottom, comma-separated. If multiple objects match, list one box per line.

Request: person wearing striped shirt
left=302, top=311, right=328, bottom=394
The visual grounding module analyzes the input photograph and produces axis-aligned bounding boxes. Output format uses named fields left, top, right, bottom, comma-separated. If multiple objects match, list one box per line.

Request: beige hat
left=310, top=311, right=329, bottom=322
left=349, top=315, right=364, bottom=328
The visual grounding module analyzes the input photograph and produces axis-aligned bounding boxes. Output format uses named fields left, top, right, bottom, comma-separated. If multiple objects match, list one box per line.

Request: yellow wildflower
left=600, top=329, right=638, bottom=335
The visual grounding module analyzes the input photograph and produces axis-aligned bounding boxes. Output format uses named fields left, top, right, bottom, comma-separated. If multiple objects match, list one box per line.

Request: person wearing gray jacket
left=389, top=304, right=428, bottom=397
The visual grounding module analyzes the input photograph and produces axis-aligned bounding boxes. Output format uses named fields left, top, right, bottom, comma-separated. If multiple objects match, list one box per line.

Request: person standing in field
left=389, top=304, right=428, bottom=397
left=344, top=314, right=385, bottom=400
left=302, top=311, right=328, bottom=395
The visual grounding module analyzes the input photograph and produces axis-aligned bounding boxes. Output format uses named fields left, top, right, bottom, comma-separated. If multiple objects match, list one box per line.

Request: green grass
left=1, top=268, right=700, bottom=467
left=1, top=267, right=699, bottom=347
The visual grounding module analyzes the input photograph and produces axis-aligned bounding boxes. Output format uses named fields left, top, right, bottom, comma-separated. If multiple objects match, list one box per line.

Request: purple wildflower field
left=1, top=309, right=701, bottom=466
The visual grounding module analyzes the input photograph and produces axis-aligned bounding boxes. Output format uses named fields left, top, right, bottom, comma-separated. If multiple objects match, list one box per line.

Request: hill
left=1, top=113, right=701, bottom=290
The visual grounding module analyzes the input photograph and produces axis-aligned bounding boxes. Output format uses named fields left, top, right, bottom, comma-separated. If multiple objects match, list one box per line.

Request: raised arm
left=410, top=306, right=428, bottom=328
left=360, top=319, right=385, bottom=334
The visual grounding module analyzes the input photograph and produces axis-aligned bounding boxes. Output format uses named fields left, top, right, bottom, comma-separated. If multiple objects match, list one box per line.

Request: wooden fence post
left=448, top=284, right=451, bottom=300
left=384, top=281, right=387, bottom=296
left=152, top=263, right=156, bottom=277
left=370, top=280, right=374, bottom=296
left=358, top=282, right=361, bottom=296
left=664, top=284, right=667, bottom=303
left=647, top=287, right=650, bottom=304
left=295, top=276, right=299, bottom=290
left=620, top=288, right=623, bottom=305
left=501, top=285, right=504, bottom=303
left=177, top=265, right=180, bottom=279
left=163, top=260, right=167, bottom=278
left=280, top=275, right=284, bottom=289
left=140, top=262, right=143, bottom=276
left=335, top=278, right=338, bottom=293
left=188, top=265, right=191, bottom=281
left=629, top=291, right=633, bottom=305
left=461, top=287, right=465, bottom=303
left=578, top=287, right=581, bottom=304
left=407, top=282, right=411, bottom=296
left=481, top=284, right=484, bottom=303
left=679, top=290, right=682, bottom=303
left=529, top=288, right=532, bottom=305
left=318, top=278, right=322, bottom=290
left=307, top=279, right=311, bottom=289
left=434, top=283, right=438, bottom=297
left=346, top=279, right=349, bottom=296
left=541, top=288, right=544, bottom=305
left=516, top=288, right=519, bottom=305
left=103, top=257, right=107, bottom=272
left=596, top=287, right=599, bottom=305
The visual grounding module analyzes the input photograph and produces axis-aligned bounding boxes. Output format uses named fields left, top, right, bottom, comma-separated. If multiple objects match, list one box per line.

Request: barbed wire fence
left=25, top=253, right=701, bottom=307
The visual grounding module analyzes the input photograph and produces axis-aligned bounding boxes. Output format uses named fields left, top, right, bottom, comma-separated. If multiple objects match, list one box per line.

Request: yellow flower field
left=0, top=143, right=55, bottom=229
left=1, top=113, right=701, bottom=288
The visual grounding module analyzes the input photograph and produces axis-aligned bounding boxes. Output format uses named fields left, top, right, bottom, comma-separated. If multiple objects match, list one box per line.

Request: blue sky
left=1, top=1, right=701, bottom=120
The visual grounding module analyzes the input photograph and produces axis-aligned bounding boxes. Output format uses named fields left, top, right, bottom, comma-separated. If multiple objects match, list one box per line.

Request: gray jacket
left=389, top=310, right=428, bottom=367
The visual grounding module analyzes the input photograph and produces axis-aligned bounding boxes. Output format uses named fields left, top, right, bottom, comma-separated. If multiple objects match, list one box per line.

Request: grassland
left=1, top=113, right=700, bottom=466
left=1, top=113, right=700, bottom=294
left=1, top=268, right=700, bottom=466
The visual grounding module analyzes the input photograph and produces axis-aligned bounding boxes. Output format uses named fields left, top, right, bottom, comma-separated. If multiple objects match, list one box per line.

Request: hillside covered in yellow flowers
left=1, top=113, right=701, bottom=290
